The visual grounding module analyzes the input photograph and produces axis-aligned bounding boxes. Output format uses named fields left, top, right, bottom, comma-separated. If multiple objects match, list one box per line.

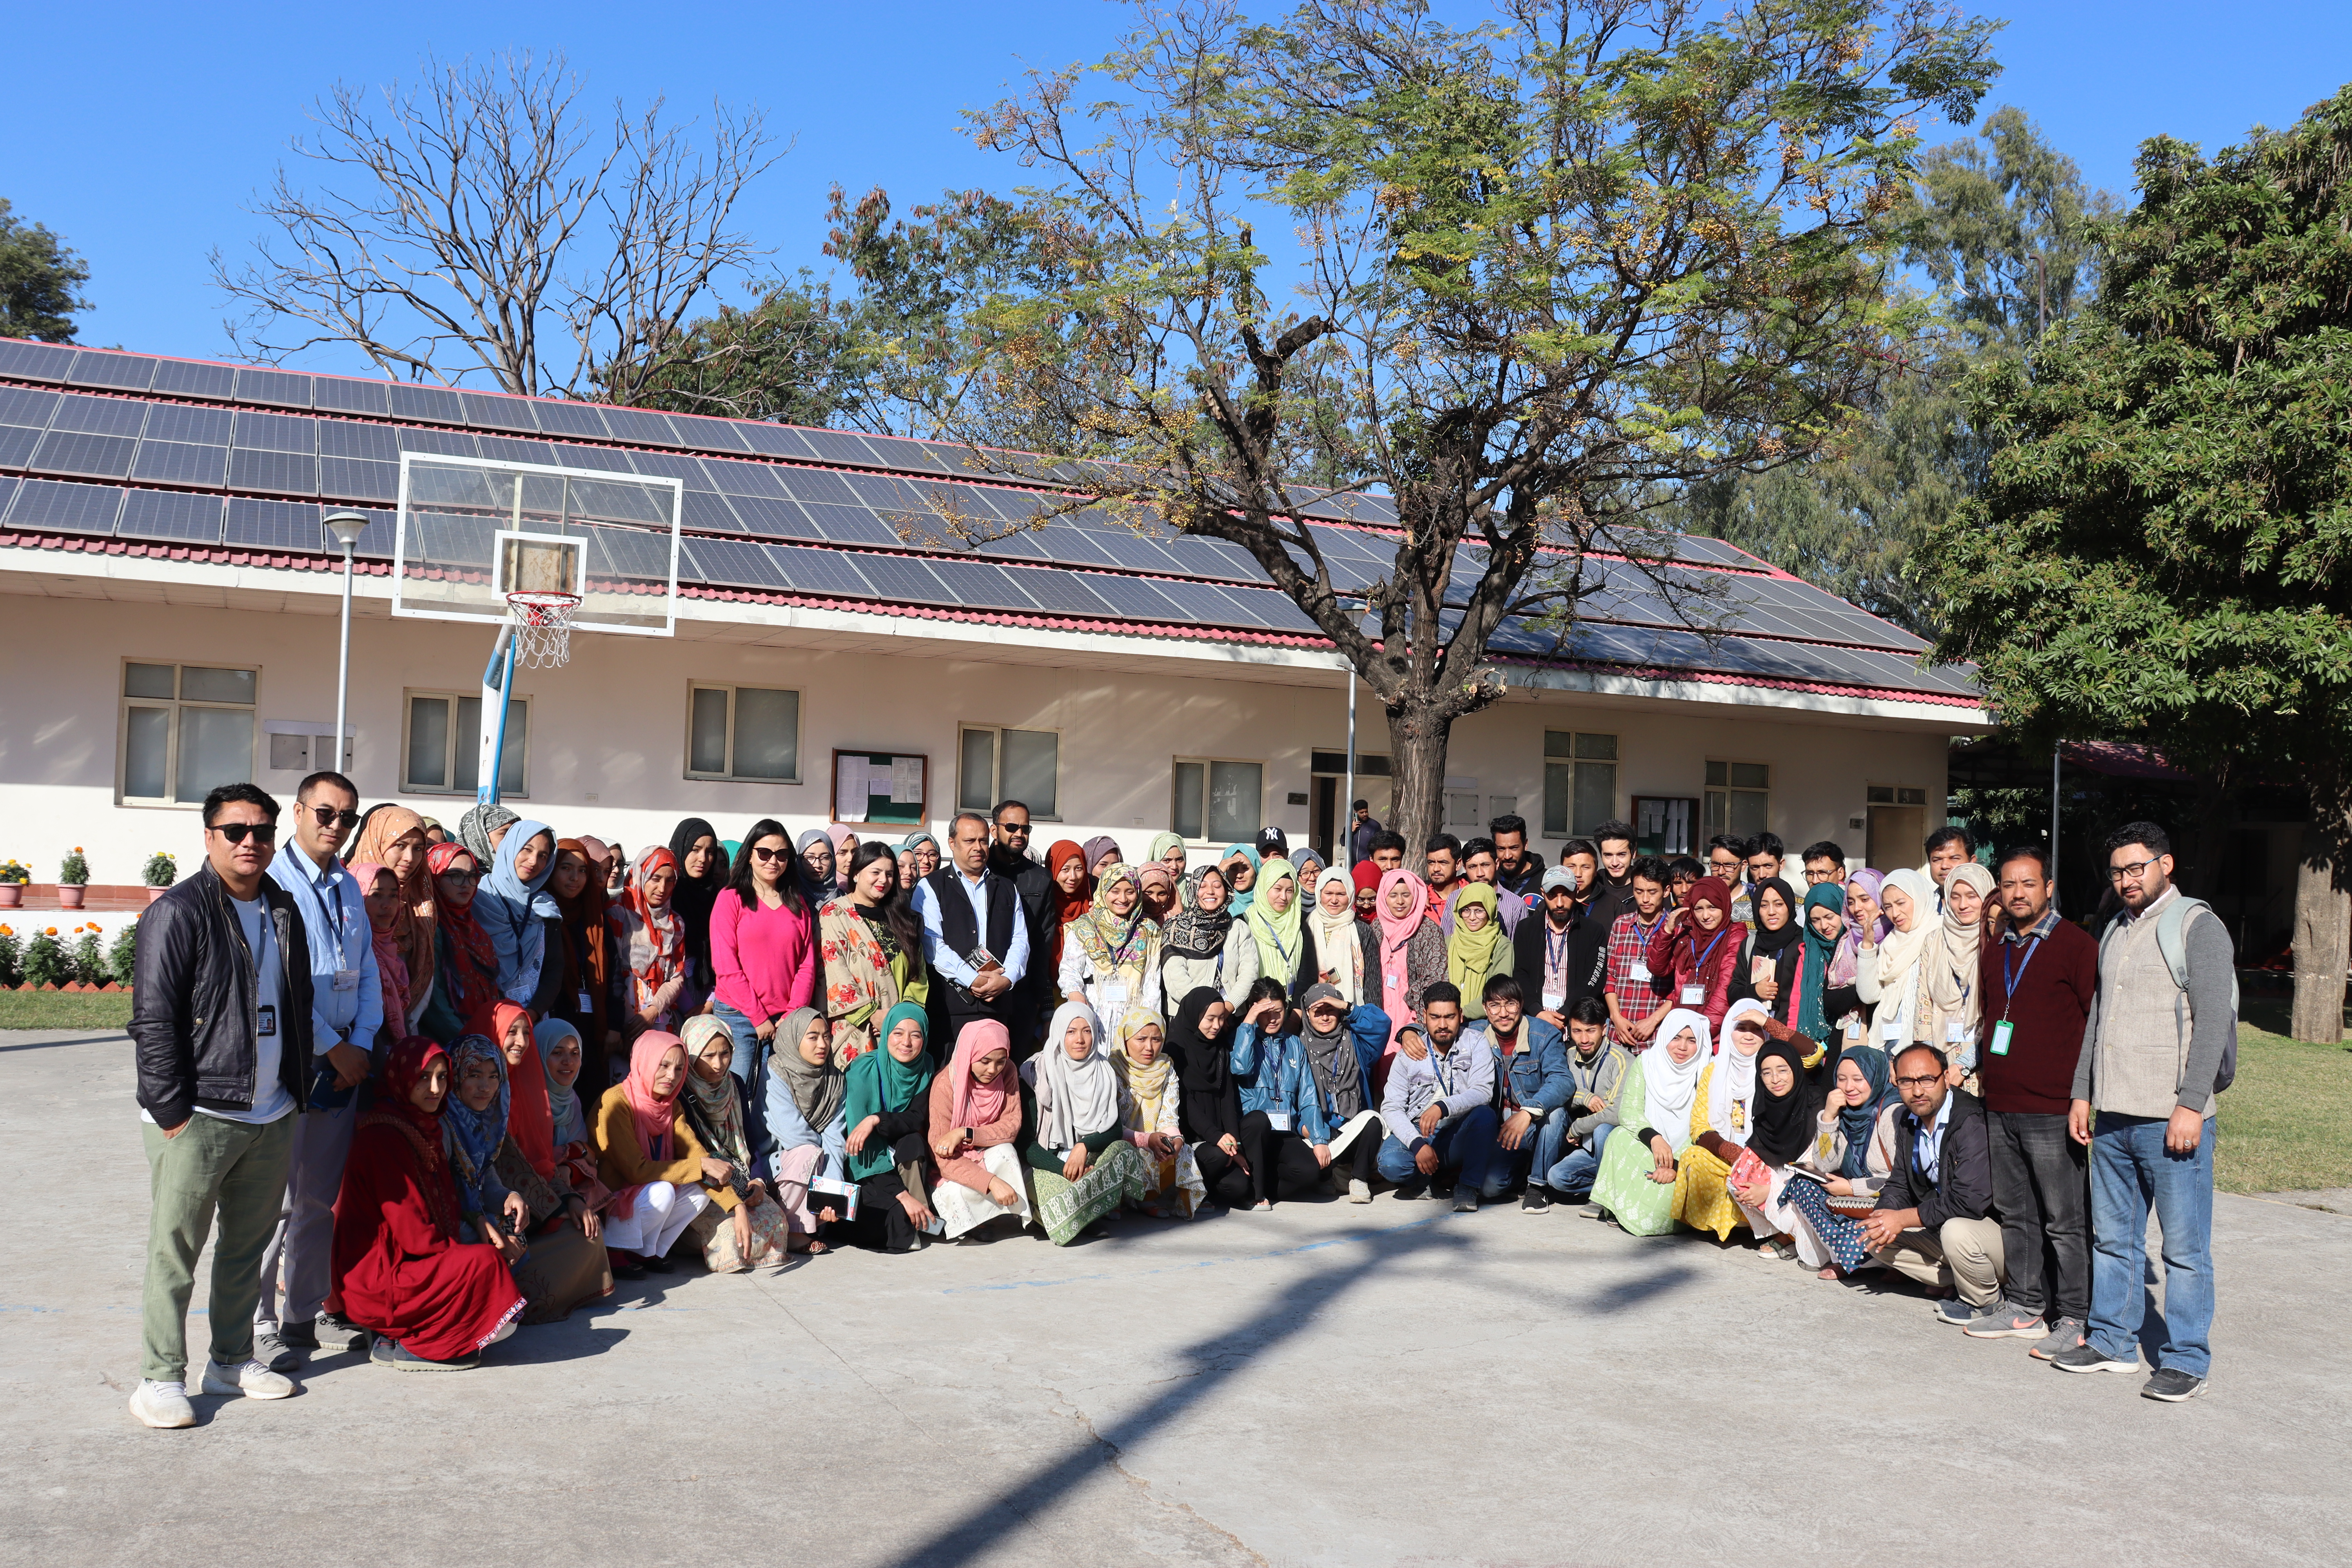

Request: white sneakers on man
left=128, top=1380, right=195, bottom=1429
left=200, top=1358, right=296, bottom=1399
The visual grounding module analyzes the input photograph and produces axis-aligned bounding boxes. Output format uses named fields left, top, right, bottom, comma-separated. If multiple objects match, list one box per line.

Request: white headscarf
left=1873, top=867, right=1938, bottom=994
left=1027, top=998, right=1124, bottom=1150
left=1641, top=1007, right=1711, bottom=1152
left=1709, top=998, right=1772, bottom=1147
left=1926, top=861, right=1996, bottom=1033
left=1307, top=866, right=1366, bottom=1004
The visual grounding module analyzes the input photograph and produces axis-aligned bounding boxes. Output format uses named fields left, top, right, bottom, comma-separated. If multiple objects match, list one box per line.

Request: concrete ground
left=5, top=1028, right=2347, bottom=1568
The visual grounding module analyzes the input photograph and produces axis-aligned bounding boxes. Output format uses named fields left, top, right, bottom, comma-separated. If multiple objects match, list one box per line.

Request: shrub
left=0, top=859, right=27, bottom=886
left=68, top=926, right=107, bottom=987
left=22, top=929, right=68, bottom=988
left=142, top=851, right=177, bottom=888
left=109, top=920, right=139, bottom=986
left=59, top=847, right=89, bottom=886
left=0, top=926, right=20, bottom=988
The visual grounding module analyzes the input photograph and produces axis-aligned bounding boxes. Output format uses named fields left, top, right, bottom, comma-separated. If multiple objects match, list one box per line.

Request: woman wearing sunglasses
left=708, top=819, right=818, bottom=1155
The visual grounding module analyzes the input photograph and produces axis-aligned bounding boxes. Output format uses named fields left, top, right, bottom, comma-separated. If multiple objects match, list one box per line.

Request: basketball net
left=507, top=590, right=580, bottom=668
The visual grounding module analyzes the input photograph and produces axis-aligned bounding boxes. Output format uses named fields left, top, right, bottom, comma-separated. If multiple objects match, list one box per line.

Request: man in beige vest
left=2051, top=822, right=2231, bottom=1403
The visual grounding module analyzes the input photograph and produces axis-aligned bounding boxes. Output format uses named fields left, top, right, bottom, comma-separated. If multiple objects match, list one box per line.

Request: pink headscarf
left=1375, top=868, right=1430, bottom=1047
left=946, top=1019, right=1014, bottom=1132
left=621, top=1030, right=686, bottom=1156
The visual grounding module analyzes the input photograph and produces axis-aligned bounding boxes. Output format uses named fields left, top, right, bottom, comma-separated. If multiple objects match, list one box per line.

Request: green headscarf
left=1445, top=881, right=1503, bottom=1003
left=842, top=1002, right=935, bottom=1181
left=1221, top=843, right=1263, bottom=914
left=1243, top=856, right=1303, bottom=983
left=1797, top=881, right=1846, bottom=1042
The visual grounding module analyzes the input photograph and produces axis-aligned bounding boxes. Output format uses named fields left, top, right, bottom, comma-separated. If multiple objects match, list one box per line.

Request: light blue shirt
left=1910, top=1093, right=1955, bottom=1183
left=267, top=844, right=381, bottom=1057
left=913, top=867, right=1032, bottom=990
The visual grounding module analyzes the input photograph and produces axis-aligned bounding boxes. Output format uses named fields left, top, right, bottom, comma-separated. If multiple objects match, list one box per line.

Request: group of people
left=126, top=778, right=2230, bottom=1428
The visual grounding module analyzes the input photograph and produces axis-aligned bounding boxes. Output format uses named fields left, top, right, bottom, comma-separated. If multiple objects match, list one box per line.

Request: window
left=121, top=662, right=256, bottom=805
left=1867, top=784, right=1928, bottom=807
left=958, top=725, right=1060, bottom=818
left=1705, top=760, right=1771, bottom=839
left=1172, top=757, right=1263, bottom=844
left=686, top=683, right=800, bottom=782
left=404, top=690, right=528, bottom=797
left=1541, top=730, right=1618, bottom=837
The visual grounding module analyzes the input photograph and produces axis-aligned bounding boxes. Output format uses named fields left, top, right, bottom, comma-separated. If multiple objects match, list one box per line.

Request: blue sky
left=11, top=1, right=2350, bottom=374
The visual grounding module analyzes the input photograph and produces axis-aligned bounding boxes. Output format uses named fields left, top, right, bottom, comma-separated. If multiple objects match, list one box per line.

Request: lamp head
left=323, top=510, right=368, bottom=549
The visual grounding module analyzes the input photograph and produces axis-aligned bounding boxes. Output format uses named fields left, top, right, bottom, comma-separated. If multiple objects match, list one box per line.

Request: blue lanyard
left=1546, top=925, right=1568, bottom=972
left=2000, top=934, right=2044, bottom=1020
left=1694, top=929, right=1726, bottom=975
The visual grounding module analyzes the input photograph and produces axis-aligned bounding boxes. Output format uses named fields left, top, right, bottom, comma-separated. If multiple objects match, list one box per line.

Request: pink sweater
left=709, top=888, right=817, bottom=1024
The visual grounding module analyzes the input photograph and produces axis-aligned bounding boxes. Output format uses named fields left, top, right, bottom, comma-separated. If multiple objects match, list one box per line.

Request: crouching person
left=1375, top=983, right=1499, bottom=1211
left=1544, top=997, right=1631, bottom=1205
left=1862, top=1042, right=2006, bottom=1323
left=1472, top=975, right=1574, bottom=1210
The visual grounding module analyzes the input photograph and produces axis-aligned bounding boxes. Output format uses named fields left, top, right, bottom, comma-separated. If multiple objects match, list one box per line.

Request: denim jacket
left=1476, top=1015, right=1573, bottom=1119
left=1230, top=1022, right=1335, bottom=1145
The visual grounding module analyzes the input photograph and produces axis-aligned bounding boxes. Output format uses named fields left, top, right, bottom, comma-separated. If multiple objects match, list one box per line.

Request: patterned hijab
left=618, top=846, right=685, bottom=987
left=457, top=803, right=519, bottom=866
left=425, top=842, right=497, bottom=1000
left=440, top=1033, right=509, bottom=1218
left=1071, top=862, right=1154, bottom=974
left=679, top=1013, right=752, bottom=1173
left=1161, top=866, right=1234, bottom=962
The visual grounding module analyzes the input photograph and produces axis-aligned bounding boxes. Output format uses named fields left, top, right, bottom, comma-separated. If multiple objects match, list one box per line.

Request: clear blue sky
left=11, top=0, right=2350, bottom=374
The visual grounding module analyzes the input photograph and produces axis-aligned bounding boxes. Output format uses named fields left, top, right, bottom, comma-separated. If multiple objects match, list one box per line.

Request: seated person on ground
left=1543, top=996, right=1631, bottom=1205
left=1020, top=1000, right=1152, bottom=1245
left=1165, top=987, right=1253, bottom=1211
left=1293, top=982, right=1390, bottom=1205
left=838, top=1002, right=941, bottom=1254
left=479, top=1004, right=612, bottom=1321
left=1584, top=1009, right=1710, bottom=1235
left=1861, top=1042, right=2008, bottom=1323
left=1376, top=983, right=1500, bottom=1211
left=1474, top=974, right=1574, bottom=1210
left=761, top=1005, right=849, bottom=1253
left=1722, top=1032, right=1827, bottom=1261
left=1229, top=977, right=1343, bottom=1210
left=677, top=1014, right=795, bottom=1272
left=927, top=1020, right=1032, bottom=1240
left=1111, top=1008, right=1208, bottom=1218
left=593, top=1031, right=717, bottom=1278
left=1782, top=1042, right=1902, bottom=1280
left=1671, top=999, right=1773, bottom=1241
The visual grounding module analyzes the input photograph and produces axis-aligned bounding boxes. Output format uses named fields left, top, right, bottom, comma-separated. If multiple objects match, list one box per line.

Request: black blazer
left=1875, top=1087, right=1994, bottom=1229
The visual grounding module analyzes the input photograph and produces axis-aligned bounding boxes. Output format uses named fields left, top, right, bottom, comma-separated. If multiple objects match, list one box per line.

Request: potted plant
left=0, top=860, right=24, bottom=910
left=58, top=847, right=90, bottom=910
left=143, top=850, right=177, bottom=905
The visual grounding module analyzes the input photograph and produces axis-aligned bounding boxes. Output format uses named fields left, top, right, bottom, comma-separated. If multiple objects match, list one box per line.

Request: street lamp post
left=322, top=511, right=368, bottom=776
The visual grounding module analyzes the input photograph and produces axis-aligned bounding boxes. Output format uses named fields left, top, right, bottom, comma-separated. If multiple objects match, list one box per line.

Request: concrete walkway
left=4, top=1029, right=2346, bottom=1568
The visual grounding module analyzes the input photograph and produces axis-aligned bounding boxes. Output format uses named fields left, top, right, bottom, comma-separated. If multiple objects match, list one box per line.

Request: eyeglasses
left=438, top=868, right=479, bottom=885
left=2108, top=858, right=2160, bottom=882
left=308, top=804, right=361, bottom=830
left=211, top=821, right=277, bottom=846
left=750, top=846, right=787, bottom=863
left=1804, top=867, right=1837, bottom=884
left=1893, top=1074, right=1944, bottom=1090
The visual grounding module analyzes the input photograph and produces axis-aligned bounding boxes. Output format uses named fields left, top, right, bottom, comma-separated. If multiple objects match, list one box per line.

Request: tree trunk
left=1384, top=698, right=1458, bottom=858
left=2289, top=775, right=2352, bottom=1044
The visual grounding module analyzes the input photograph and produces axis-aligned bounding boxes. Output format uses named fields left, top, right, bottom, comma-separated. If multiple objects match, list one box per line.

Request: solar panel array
left=0, top=339, right=1973, bottom=701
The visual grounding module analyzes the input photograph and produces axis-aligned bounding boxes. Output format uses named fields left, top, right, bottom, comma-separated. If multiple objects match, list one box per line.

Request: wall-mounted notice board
left=832, top=750, right=928, bottom=826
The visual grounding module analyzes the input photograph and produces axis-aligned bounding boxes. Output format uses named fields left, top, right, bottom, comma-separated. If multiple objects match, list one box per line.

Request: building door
left=1312, top=777, right=1338, bottom=864
left=1867, top=806, right=1923, bottom=873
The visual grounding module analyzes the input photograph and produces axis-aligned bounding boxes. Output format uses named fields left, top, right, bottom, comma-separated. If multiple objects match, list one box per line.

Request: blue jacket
left=1476, top=1014, right=1574, bottom=1118
left=1230, top=1022, right=1334, bottom=1144
left=1299, top=1004, right=1391, bottom=1131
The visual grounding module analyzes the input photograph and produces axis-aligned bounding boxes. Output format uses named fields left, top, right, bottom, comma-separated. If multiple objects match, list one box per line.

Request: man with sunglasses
left=1862, top=1042, right=2007, bottom=1328
left=250, top=770, right=381, bottom=1371
left=988, top=800, right=1054, bottom=1049
left=129, top=783, right=314, bottom=1428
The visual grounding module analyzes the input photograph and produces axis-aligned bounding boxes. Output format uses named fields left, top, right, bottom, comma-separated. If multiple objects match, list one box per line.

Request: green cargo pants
left=140, top=1112, right=296, bottom=1383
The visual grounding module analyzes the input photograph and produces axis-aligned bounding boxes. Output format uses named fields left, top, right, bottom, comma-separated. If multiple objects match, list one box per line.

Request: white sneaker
left=129, top=1379, right=195, bottom=1429
left=1347, top=1179, right=1372, bottom=1204
left=201, top=1358, right=295, bottom=1400
left=486, top=1321, right=517, bottom=1346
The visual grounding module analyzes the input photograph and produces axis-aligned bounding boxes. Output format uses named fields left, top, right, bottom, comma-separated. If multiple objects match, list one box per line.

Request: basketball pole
left=477, top=621, right=518, bottom=808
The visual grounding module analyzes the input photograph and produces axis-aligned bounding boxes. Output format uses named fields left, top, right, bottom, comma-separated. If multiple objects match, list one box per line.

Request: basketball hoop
left=506, top=590, right=580, bottom=668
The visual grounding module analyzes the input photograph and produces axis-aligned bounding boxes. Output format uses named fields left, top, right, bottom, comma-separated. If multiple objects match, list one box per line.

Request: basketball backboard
left=392, top=452, right=683, bottom=637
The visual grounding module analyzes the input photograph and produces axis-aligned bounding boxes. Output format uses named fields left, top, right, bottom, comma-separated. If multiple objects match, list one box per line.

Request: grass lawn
left=0, top=990, right=133, bottom=1030
left=2217, top=1023, right=2352, bottom=1194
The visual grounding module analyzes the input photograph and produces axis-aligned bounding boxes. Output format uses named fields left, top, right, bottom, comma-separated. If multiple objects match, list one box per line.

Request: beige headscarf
left=1306, top=867, right=1366, bottom=1004
left=1111, top=1007, right=1174, bottom=1133
left=350, top=805, right=435, bottom=1006
left=1924, top=860, right=1997, bottom=1039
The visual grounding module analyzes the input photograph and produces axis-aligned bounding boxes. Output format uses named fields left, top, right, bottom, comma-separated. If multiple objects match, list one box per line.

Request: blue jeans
left=2087, top=1111, right=2215, bottom=1377
left=1486, top=1107, right=1572, bottom=1198
left=713, top=1002, right=770, bottom=1155
left=1377, top=1103, right=1499, bottom=1192
left=1545, top=1123, right=1613, bottom=1200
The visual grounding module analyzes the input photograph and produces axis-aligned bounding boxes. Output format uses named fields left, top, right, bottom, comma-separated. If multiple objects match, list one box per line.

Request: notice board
left=832, top=750, right=928, bottom=826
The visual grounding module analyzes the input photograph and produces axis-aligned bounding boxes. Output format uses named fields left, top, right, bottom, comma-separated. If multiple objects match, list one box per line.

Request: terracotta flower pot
left=58, top=885, right=86, bottom=909
left=0, top=885, right=19, bottom=907
left=146, top=886, right=169, bottom=905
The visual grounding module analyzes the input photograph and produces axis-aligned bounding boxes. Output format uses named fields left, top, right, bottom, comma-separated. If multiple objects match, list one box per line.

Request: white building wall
left=1, top=592, right=1954, bottom=884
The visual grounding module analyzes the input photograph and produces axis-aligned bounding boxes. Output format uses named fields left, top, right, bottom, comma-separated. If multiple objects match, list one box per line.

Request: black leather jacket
left=131, top=861, right=314, bottom=1127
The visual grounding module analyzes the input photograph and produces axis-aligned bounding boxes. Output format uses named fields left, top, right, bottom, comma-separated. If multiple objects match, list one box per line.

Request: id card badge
left=1843, top=1017, right=1864, bottom=1045
left=1880, top=1014, right=1902, bottom=1042
left=1629, top=959, right=1652, bottom=984
left=1945, top=1018, right=1964, bottom=1045
left=258, top=1003, right=278, bottom=1038
left=332, top=968, right=360, bottom=993
left=1099, top=982, right=1131, bottom=1014
left=1679, top=983, right=1704, bottom=1005
left=1541, top=991, right=1567, bottom=1013
left=1267, top=1111, right=1293, bottom=1132
left=1990, top=1019, right=2014, bottom=1056
left=577, top=990, right=594, bottom=1014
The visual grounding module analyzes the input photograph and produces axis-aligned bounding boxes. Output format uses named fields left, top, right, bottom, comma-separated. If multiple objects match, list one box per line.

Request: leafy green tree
left=905, top=0, right=1994, bottom=848
left=0, top=198, right=92, bottom=342
left=1924, top=85, right=2352, bottom=1042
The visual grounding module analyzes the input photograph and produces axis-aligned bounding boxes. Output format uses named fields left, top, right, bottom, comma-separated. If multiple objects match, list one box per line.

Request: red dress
left=329, top=1039, right=524, bottom=1361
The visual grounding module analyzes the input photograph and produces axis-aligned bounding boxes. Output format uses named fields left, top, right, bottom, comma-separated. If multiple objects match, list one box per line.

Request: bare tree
left=212, top=51, right=780, bottom=403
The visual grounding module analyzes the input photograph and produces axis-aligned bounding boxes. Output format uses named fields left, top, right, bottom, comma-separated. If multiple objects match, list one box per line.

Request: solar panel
left=916, top=440, right=996, bottom=477
left=387, top=384, right=465, bottom=425
left=797, top=428, right=883, bottom=468
left=130, top=441, right=229, bottom=486
left=459, top=392, right=537, bottom=432
left=923, top=557, right=1037, bottom=613
left=145, top=402, right=237, bottom=446
left=0, top=426, right=36, bottom=467
left=407, top=510, right=496, bottom=568
left=597, top=406, right=684, bottom=447
left=774, top=467, right=862, bottom=507
left=0, top=385, right=58, bottom=427
left=5, top=479, right=125, bottom=532
left=396, top=426, right=479, bottom=459
left=233, top=368, right=312, bottom=408
left=475, top=435, right=557, bottom=468
left=682, top=536, right=788, bottom=589
left=966, top=523, right=1050, bottom=561
left=310, top=377, right=392, bottom=417
left=732, top=423, right=818, bottom=460
left=231, top=411, right=318, bottom=454
left=845, top=552, right=947, bottom=604
left=228, top=448, right=318, bottom=495
left=148, top=358, right=237, bottom=398
left=804, top=503, right=900, bottom=547
left=340, top=507, right=399, bottom=558
left=666, top=413, right=753, bottom=452
left=680, top=490, right=744, bottom=534
left=31, top=430, right=137, bottom=479
left=1080, top=519, right=1189, bottom=574
left=1156, top=532, right=1253, bottom=579
left=1005, top=568, right=1113, bottom=618
left=1152, top=578, right=1256, bottom=626
left=67, top=352, right=157, bottom=391
left=1083, top=574, right=1188, bottom=622
left=119, top=489, right=225, bottom=544
left=704, top=458, right=787, bottom=498
left=593, top=528, right=676, bottom=582
left=1236, top=586, right=1323, bottom=633
left=319, top=456, right=399, bottom=503
left=315, top=420, right=399, bottom=461
left=841, top=471, right=922, bottom=512
left=1030, top=518, right=1119, bottom=568
left=624, top=449, right=717, bottom=489
left=223, top=496, right=321, bottom=550
left=770, top=547, right=873, bottom=599
left=50, top=394, right=149, bottom=437
left=0, top=339, right=75, bottom=380
left=725, top=495, right=823, bottom=541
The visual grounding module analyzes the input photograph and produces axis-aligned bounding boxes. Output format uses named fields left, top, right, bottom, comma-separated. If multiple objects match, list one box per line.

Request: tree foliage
left=0, top=198, right=92, bottom=343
